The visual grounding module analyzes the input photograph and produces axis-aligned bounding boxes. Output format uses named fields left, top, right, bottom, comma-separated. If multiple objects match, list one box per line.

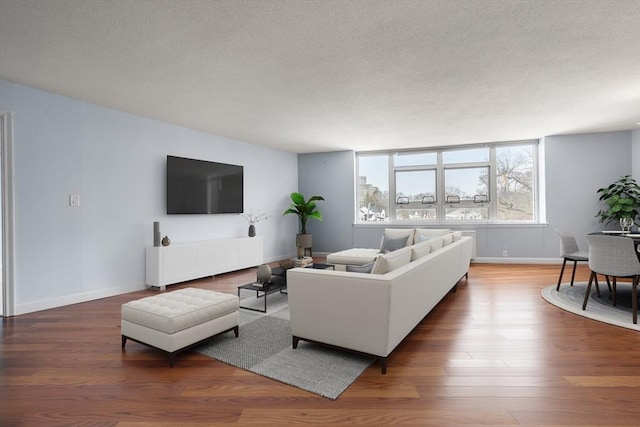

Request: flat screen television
left=166, top=155, right=243, bottom=214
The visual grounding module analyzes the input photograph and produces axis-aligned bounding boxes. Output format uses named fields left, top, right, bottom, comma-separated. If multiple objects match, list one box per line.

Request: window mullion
left=436, top=152, right=444, bottom=221
left=388, top=155, right=396, bottom=221
left=489, top=147, right=497, bottom=220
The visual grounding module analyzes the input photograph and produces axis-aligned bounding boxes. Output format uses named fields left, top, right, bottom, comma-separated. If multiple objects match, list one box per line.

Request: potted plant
left=595, top=175, right=640, bottom=231
left=283, top=192, right=325, bottom=257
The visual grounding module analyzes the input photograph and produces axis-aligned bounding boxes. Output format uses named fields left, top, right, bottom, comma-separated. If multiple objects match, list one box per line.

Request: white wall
left=0, top=80, right=298, bottom=314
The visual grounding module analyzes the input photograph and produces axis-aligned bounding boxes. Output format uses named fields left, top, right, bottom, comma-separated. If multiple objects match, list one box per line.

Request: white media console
left=146, top=237, right=264, bottom=290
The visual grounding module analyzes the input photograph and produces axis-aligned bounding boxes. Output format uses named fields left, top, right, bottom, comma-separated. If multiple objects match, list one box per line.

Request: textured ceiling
left=0, top=0, right=639, bottom=153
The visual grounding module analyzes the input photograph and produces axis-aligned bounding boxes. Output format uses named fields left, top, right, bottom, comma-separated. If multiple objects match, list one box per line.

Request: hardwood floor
left=1, top=262, right=639, bottom=426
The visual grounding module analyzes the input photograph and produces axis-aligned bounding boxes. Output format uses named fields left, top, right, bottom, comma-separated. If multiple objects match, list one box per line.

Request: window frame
left=355, top=140, right=539, bottom=224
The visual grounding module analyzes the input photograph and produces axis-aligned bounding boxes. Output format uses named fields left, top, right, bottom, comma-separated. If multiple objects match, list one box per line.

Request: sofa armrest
left=286, top=268, right=392, bottom=357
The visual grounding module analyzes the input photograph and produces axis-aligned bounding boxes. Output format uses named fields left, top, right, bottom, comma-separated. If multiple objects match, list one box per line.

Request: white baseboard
left=15, top=284, right=145, bottom=315
left=472, top=257, right=561, bottom=264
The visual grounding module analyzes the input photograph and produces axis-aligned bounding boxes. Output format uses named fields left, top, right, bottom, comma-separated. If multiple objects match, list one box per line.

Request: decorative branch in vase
left=240, top=209, right=270, bottom=237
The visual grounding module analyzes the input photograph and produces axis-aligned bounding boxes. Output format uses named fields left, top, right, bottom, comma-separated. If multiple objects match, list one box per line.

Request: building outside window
left=356, top=141, right=538, bottom=223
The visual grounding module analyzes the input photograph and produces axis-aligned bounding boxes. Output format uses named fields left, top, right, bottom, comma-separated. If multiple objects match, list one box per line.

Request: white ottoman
left=121, top=288, right=239, bottom=366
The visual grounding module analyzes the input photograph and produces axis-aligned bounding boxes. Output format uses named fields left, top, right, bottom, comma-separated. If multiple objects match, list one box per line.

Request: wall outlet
left=502, top=250, right=508, bottom=257
left=69, top=195, right=80, bottom=207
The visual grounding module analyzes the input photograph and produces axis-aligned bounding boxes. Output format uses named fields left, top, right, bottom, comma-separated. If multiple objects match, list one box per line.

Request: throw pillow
left=452, top=231, right=462, bottom=241
left=410, top=240, right=431, bottom=261
left=371, top=247, right=412, bottom=274
left=429, top=236, right=445, bottom=252
left=442, top=233, right=453, bottom=246
left=415, top=228, right=450, bottom=243
left=416, top=233, right=429, bottom=243
left=380, top=235, right=409, bottom=253
left=346, top=262, right=375, bottom=273
left=382, top=228, right=416, bottom=246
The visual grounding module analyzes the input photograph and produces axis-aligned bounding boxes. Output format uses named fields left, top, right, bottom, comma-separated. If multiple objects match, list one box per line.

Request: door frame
left=0, top=109, right=15, bottom=317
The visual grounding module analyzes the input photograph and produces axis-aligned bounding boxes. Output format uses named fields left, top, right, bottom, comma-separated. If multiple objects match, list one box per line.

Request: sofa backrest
left=414, top=228, right=451, bottom=243
left=373, top=230, right=463, bottom=274
left=373, top=235, right=472, bottom=281
left=381, top=228, right=416, bottom=247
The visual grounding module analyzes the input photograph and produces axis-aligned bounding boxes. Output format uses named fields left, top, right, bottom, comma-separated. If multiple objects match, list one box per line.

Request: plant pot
left=296, top=233, right=312, bottom=249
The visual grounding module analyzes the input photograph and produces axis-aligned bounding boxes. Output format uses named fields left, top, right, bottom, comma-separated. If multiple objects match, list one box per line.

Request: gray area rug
left=192, top=291, right=375, bottom=399
left=542, top=282, right=639, bottom=332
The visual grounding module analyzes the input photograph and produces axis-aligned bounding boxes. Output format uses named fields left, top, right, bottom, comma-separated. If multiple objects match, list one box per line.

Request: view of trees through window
left=357, top=142, right=537, bottom=223
left=496, top=145, right=535, bottom=220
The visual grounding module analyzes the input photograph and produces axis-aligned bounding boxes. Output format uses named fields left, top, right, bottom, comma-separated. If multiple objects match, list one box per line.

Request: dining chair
left=583, top=234, right=640, bottom=324
left=556, top=229, right=589, bottom=291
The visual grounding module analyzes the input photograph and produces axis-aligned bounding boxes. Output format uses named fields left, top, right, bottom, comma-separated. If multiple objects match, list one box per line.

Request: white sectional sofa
left=326, top=228, right=455, bottom=270
left=286, top=229, right=473, bottom=373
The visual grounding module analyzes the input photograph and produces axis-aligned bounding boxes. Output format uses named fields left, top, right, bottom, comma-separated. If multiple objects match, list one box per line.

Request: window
left=444, top=166, right=490, bottom=221
left=395, top=169, right=437, bottom=221
left=357, top=155, right=389, bottom=222
left=356, top=141, right=538, bottom=223
left=495, top=144, right=535, bottom=221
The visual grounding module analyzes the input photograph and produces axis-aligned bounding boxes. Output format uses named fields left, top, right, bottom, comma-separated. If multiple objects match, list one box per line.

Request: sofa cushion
left=381, top=228, right=415, bottom=247
left=371, top=247, right=412, bottom=274
left=428, top=236, right=445, bottom=252
left=410, top=240, right=431, bottom=261
left=380, top=235, right=409, bottom=253
left=326, top=248, right=379, bottom=266
left=452, top=230, right=462, bottom=241
left=415, top=228, right=451, bottom=243
left=442, top=233, right=453, bottom=246
left=346, top=262, right=375, bottom=274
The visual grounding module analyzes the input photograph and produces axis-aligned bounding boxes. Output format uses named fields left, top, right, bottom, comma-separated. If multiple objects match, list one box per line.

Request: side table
left=237, top=276, right=287, bottom=313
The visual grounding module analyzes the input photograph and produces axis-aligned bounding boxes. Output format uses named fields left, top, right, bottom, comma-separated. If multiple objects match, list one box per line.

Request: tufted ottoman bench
left=121, top=288, right=239, bottom=366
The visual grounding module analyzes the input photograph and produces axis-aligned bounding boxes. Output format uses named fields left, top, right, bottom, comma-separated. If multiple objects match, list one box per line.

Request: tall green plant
left=283, top=192, right=325, bottom=234
left=595, top=175, right=640, bottom=226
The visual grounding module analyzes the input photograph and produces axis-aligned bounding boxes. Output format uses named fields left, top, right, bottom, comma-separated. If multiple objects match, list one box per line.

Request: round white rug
left=541, top=282, right=639, bottom=332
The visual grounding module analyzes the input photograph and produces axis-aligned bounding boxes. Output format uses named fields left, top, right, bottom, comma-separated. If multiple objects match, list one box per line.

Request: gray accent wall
left=543, top=131, right=631, bottom=256
left=296, top=151, right=355, bottom=254
left=1, top=80, right=298, bottom=314
left=299, top=130, right=634, bottom=260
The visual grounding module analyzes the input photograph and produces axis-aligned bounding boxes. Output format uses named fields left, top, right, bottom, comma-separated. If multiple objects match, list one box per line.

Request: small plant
left=595, top=175, right=640, bottom=226
left=283, top=192, right=324, bottom=234
left=240, top=209, right=269, bottom=225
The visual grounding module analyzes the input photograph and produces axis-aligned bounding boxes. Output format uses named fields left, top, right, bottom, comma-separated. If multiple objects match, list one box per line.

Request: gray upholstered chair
left=583, top=234, right=640, bottom=324
left=556, top=229, right=589, bottom=291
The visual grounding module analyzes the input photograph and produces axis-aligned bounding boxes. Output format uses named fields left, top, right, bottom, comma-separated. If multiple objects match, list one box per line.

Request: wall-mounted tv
left=166, top=155, right=243, bottom=214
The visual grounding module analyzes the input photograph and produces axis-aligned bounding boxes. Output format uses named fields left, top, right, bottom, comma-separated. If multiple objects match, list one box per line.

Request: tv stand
left=145, top=237, right=263, bottom=290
